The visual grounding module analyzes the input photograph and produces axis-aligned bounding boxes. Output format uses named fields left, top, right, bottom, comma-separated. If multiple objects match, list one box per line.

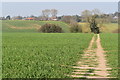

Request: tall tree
left=51, top=9, right=58, bottom=17
left=88, top=15, right=99, bottom=34
left=81, top=9, right=101, bottom=34
left=92, top=9, right=101, bottom=15
left=81, top=10, right=92, bottom=22
left=42, top=9, right=51, bottom=20
left=6, top=15, right=11, bottom=20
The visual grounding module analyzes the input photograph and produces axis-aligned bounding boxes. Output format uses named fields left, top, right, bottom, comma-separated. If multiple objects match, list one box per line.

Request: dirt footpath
left=69, top=34, right=114, bottom=78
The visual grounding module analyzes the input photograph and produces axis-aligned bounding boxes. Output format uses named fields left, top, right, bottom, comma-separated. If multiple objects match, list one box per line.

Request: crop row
left=100, top=33, right=118, bottom=77
left=2, top=33, right=93, bottom=78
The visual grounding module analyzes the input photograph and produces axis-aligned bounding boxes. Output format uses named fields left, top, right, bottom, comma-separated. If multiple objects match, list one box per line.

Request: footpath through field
left=69, top=34, right=114, bottom=78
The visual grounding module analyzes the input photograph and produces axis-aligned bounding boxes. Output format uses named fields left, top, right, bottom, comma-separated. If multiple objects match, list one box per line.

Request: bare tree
left=81, top=10, right=92, bottom=22
left=92, top=9, right=102, bottom=15
left=51, top=9, right=58, bottom=17
left=42, top=9, right=51, bottom=20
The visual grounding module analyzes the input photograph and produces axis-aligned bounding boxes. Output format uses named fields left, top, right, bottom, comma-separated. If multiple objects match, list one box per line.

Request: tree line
left=0, top=9, right=118, bottom=34
left=0, top=9, right=118, bottom=24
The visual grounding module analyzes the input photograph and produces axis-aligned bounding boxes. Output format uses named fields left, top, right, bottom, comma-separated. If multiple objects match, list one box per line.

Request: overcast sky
left=1, top=2, right=118, bottom=17
left=1, top=0, right=119, bottom=2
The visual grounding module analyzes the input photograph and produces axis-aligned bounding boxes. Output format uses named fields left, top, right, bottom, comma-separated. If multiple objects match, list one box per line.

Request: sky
left=1, top=2, right=118, bottom=17
left=1, top=0, right=119, bottom=2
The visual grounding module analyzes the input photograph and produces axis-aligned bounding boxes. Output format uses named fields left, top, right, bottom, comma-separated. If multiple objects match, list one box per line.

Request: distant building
left=49, top=17, right=57, bottom=21
left=25, top=17, right=35, bottom=20
left=12, top=16, right=23, bottom=20
left=0, top=17, right=6, bottom=20
left=113, top=16, right=118, bottom=19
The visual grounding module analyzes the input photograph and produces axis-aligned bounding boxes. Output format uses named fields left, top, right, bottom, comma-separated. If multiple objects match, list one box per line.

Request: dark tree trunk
left=89, top=16, right=100, bottom=34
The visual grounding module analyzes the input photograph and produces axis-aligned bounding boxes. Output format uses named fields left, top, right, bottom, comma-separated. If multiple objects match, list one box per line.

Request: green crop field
left=1, top=20, right=119, bottom=78
left=2, top=33, right=93, bottom=78
left=0, top=20, right=1, bottom=79
left=100, top=33, right=118, bottom=77
left=79, top=22, right=118, bottom=33
left=2, top=20, right=118, bottom=33
left=100, top=23, right=118, bottom=33
left=2, top=20, right=70, bottom=33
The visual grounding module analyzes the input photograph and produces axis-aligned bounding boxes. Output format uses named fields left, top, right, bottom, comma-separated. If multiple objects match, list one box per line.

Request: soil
left=69, top=34, right=114, bottom=78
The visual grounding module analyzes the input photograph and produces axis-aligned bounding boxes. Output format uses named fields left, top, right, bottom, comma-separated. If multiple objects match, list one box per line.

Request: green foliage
left=100, top=33, right=118, bottom=77
left=2, top=20, right=118, bottom=33
left=39, top=23, right=63, bottom=33
left=99, top=23, right=118, bottom=33
left=6, top=15, right=11, bottom=20
left=2, top=33, right=93, bottom=78
left=2, top=20, right=70, bottom=33
left=70, top=23, right=82, bottom=33
left=88, top=15, right=100, bottom=34
left=0, top=21, right=1, bottom=79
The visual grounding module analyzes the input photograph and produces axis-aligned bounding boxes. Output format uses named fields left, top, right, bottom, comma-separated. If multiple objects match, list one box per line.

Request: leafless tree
left=42, top=9, right=51, bottom=20
left=51, top=9, right=58, bottom=17
left=92, top=9, right=102, bottom=15
left=81, top=10, right=92, bottom=22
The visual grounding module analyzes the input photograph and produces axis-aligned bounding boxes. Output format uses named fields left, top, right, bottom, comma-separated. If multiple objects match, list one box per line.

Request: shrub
left=38, top=23, right=63, bottom=33
left=70, top=23, right=82, bottom=33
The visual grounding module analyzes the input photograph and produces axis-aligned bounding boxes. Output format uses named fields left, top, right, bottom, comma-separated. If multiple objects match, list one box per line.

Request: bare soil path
left=69, top=34, right=113, bottom=78
left=95, top=34, right=108, bottom=77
